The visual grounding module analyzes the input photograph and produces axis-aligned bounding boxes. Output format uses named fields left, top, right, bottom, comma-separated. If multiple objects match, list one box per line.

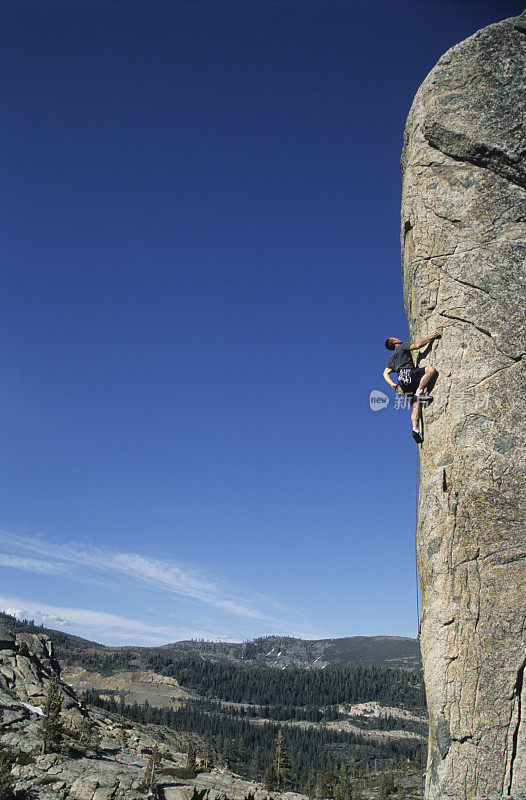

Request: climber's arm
left=409, top=330, right=441, bottom=350
left=383, top=368, right=398, bottom=390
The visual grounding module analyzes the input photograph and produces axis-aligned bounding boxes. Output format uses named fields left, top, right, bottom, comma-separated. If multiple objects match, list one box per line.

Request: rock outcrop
left=401, top=11, right=525, bottom=800
left=0, top=626, right=179, bottom=798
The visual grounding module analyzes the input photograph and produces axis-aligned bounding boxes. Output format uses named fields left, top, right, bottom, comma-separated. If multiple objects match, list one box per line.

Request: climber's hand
left=433, top=330, right=441, bottom=339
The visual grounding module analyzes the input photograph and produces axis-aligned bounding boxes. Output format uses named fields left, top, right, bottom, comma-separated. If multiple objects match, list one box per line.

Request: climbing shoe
left=412, top=430, right=423, bottom=444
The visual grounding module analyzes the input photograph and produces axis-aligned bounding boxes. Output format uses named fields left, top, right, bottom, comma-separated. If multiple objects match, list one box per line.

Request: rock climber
left=383, top=332, right=440, bottom=443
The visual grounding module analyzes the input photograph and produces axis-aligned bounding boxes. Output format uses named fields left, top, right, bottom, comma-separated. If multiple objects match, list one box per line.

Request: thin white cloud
left=113, top=552, right=268, bottom=619
left=0, top=531, right=270, bottom=622
left=0, top=595, right=201, bottom=645
left=1, top=597, right=321, bottom=646
left=0, top=553, right=65, bottom=575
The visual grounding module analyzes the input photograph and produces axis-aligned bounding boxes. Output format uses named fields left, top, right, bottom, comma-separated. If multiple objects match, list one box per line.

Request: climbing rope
left=415, top=439, right=425, bottom=799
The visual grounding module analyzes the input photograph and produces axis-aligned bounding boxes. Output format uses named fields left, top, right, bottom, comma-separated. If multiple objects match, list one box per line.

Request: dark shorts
left=398, top=367, right=426, bottom=405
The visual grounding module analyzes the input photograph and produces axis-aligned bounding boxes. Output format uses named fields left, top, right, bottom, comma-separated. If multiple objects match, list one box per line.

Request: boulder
left=163, top=788, right=197, bottom=800
left=69, top=778, right=101, bottom=800
left=0, top=624, right=15, bottom=650
left=16, top=632, right=61, bottom=673
left=401, top=10, right=525, bottom=800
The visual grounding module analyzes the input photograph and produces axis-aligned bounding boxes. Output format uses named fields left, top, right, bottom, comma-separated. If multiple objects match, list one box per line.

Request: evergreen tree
left=79, top=716, right=91, bottom=744
left=334, top=765, right=353, bottom=800
left=38, top=671, right=63, bottom=753
left=0, top=755, right=14, bottom=800
left=347, top=759, right=359, bottom=779
left=263, top=762, right=278, bottom=791
left=203, top=736, right=214, bottom=771
left=378, top=770, right=396, bottom=799
left=351, top=780, right=364, bottom=800
left=272, top=730, right=296, bottom=791
left=319, top=770, right=339, bottom=799
left=142, top=744, right=162, bottom=796
left=89, top=723, right=102, bottom=752
left=185, top=741, right=197, bottom=778
left=305, top=769, right=316, bottom=800
left=79, top=715, right=100, bottom=751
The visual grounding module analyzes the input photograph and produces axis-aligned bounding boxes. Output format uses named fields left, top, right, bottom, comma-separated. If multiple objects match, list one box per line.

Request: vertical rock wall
left=401, top=13, right=526, bottom=800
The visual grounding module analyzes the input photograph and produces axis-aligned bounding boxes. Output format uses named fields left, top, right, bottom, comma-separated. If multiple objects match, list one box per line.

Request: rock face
left=401, top=11, right=526, bottom=800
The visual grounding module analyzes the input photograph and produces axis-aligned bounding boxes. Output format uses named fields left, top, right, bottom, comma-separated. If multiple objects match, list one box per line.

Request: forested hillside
left=146, top=655, right=421, bottom=708
left=80, top=655, right=425, bottom=782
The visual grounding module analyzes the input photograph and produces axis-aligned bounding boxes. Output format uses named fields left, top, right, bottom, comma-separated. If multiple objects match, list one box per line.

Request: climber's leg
left=416, top=365, right=437, bottom=392
left=411, top=397, right=423, bottom=444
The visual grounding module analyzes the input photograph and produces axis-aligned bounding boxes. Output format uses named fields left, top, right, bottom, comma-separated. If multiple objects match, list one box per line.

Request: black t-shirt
left=386, top=342, right=414, bottom=375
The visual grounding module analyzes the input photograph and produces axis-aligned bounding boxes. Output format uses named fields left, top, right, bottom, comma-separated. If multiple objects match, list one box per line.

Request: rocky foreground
left=0, top=623, right=308, bottom=800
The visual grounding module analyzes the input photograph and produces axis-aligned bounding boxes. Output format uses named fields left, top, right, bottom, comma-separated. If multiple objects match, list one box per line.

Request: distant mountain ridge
left=159, top=634, right=420, bottom=670
left=0, top=614, right=419, bottom=670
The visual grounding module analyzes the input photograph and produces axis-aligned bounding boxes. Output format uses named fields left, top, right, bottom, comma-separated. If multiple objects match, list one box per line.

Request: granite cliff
left=401, top=11, right=526, bottom=800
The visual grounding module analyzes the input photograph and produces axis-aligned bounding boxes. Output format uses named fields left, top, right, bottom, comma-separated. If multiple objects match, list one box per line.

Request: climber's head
left=385, top=337, right=402, bottom=350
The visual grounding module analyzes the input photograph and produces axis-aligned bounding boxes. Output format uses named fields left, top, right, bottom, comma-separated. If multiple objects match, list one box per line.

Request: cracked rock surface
left=401, top=11, right=525, bottom=800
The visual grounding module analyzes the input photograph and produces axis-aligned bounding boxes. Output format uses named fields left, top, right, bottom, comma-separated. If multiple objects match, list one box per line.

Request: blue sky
left=1, top=0, right=521, bottom=646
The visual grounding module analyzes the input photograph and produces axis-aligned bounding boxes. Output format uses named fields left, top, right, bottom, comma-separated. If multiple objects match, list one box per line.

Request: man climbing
left=383, top=332, right=440, bottom=443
